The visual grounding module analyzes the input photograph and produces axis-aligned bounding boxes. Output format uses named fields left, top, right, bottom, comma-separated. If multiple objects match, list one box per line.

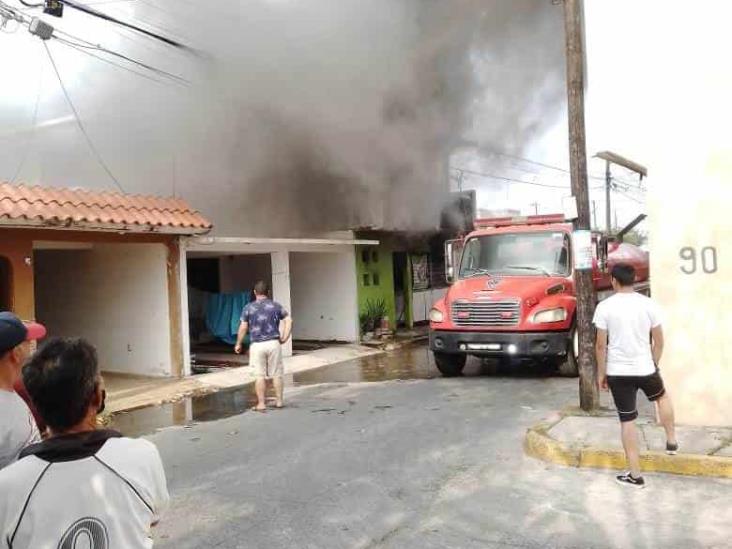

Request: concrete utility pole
left=595, top=151, right=648, bottom=234
left=563, top=0, right=598, bottom=410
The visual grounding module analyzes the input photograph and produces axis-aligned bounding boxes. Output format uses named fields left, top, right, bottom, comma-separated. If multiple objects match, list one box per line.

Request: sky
left=0, top=0, right=657, bottom=236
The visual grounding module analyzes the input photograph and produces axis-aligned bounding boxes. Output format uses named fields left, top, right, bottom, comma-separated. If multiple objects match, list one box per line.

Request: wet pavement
left=144, top=343, right=731, bottom=549
left=110, top=344, right=561, bottom=437
left=111, top=344, right=439, bottom=436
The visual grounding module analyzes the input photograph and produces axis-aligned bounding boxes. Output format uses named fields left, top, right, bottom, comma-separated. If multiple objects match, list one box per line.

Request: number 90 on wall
left=679, top=246, right=718, bottom=274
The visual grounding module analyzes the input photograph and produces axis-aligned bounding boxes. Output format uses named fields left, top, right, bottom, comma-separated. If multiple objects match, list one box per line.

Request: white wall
left=271, top=251, right=293, bottom=357
left=218, top=254, right=272, bottom=293
left=289, top=251, right=359, bottom=342
left=584, top=1, right=732, bottom=426
left=34, top=243, right=173, bottom=377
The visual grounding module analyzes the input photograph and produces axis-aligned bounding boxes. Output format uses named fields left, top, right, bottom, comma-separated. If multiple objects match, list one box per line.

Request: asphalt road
left=147, top=352, right=731, bottom=549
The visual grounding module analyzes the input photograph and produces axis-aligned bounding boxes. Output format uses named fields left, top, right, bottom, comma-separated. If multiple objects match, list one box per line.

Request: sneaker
left=615, top=472, right=646, bottom=489
left=666, top=442, right=679, bottom=455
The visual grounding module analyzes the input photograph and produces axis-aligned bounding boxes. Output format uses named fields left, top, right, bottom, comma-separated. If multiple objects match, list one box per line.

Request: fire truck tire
left=557, top=327, right=579, bottom=377
left=434, top=352, right=466, bottom=377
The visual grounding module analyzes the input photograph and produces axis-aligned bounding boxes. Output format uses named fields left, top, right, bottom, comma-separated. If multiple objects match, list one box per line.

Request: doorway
left=393, top=252, right=408, bottom=328
left=0, top=256, right=11, bottom=311
left=186, top=253, right=273, bottom=370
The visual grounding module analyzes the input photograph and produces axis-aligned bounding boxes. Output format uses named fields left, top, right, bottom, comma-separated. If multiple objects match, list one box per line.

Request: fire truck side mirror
left=445, top=239, right=463, bottom=284
left=598, top=236, right=609, bottom=272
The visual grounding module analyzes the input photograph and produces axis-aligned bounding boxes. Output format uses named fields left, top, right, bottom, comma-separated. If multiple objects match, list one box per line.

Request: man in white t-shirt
left=594, top=263, right=678, bottom=489
left=0, top=312, right=45, bottom=470
left=0, top=337, right=169, bottom=548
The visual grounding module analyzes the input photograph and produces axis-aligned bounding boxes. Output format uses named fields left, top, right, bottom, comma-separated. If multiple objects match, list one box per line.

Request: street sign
left=572, top=230, right=593, bottom=270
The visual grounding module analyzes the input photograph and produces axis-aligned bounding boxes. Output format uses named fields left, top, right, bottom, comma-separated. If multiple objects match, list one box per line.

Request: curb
left=525, top=419, right=732, bottom=479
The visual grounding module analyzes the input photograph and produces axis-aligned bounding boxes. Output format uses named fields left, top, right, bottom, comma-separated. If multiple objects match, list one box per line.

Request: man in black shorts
left=594, top=263, right=678, bottom=488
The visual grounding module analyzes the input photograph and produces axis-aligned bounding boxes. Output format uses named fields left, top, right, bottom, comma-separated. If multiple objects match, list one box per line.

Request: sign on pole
left=573, top=230, right=593, bottom=270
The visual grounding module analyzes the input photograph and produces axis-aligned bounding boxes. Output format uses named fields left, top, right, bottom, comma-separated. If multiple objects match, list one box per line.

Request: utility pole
left=592, top=200, right=597, bottom=230
left=605, top=159, right=612, bottom=232
left=563, top=0, right=598, bottom=411
left=530, top=201, right=539, bottom=215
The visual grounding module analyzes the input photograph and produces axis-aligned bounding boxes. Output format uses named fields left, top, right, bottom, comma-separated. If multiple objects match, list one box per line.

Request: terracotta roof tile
left=0, top=182, right=212, bottom=234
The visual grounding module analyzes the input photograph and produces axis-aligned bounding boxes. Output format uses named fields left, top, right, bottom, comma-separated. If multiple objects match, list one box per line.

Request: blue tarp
left=205, top=292, right=251, bottom=345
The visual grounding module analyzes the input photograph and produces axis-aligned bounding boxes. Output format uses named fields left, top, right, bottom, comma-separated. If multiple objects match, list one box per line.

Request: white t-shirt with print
left=0, top=436, right=169, bottom=549
left=593, top=292, right=662, bottom=376
left=0, top=390, right=41, bottom=470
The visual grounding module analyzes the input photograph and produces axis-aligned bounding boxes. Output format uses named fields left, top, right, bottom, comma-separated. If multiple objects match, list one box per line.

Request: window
left=459, top=232, right=571, bottom=278
left=362, top=273, right=371, bottom=286
left=361, top=250, right=370, bottom=264
left=372, top=272, right=380, bottom=286
left=372, top=251, right=379, bottom=263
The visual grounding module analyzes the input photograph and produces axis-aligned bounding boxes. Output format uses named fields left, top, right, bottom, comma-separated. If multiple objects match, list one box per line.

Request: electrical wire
left=614, top=189, right=645, bottom=204
left=58, top=0, right=188, bottom=49
left=54, top=35, right=175, bottom=85
left=54, top=32, right=189, bottom=84
left=477, top=148, right=642, bottom=185
left=10, top=45, right=43, bottom=182
left=43, top=40, right=126, bottom=192
left=452, top=167, right=569, bottom=189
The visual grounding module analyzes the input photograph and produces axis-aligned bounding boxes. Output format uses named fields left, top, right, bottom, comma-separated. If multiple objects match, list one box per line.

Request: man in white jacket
left=0, top=337, right=169, bottom=548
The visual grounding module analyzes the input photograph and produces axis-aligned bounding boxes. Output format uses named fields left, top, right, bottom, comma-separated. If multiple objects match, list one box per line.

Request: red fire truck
left=428, top=214, right=649, bottom=377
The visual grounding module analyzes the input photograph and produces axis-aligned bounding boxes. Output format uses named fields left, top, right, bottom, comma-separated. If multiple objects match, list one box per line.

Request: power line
left=51, top=0, right=189, bottom=49
left=452, top=166, right=604, bottom=191
left=54, top=35, right=175, bottom=85
left=53, top=31, right=189, bottom=84
left=453, top=166, right=569, bottom=188
left=478, top=148, right=642, bottom=185
left=11, top=45, right=43, bottom=182
left=43, top=40, right=126, bottom=192
left=614, top=189, right=645, bottom=204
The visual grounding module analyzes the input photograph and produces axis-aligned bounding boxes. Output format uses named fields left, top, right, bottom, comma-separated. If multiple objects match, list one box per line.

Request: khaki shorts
left=249, top=339, right=284, bottom=379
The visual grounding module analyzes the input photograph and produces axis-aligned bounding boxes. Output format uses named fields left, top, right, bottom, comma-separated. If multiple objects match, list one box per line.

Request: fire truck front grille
left=451, top=300, right=521, bottom=327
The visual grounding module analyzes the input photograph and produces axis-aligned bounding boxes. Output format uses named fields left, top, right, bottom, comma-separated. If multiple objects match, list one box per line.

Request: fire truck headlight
left=429, top=308, right=444, bottom=323
left=531, top=308, right=567, bottom=324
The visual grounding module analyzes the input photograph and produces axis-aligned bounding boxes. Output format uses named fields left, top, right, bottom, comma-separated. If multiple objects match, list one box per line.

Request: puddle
left=110, top=344, right=439, bottom=436
left=292, top=345, right=439, bottom=384
left=109, top=344, right=552, bottom=437
left=110, top=387, right=258, bottom=437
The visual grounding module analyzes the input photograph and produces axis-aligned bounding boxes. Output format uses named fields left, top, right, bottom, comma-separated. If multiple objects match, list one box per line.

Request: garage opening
left=0, top=256, right=12, bottom=312
left=33, top=242, right=173, bottom=377
left=186, top=253, right=272, bottom=371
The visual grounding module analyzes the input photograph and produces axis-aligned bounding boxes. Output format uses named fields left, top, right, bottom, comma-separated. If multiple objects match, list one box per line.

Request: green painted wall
left=356, top=243, right=396, bottom=333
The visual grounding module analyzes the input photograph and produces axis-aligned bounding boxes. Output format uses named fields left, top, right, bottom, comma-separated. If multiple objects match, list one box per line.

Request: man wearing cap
left=0, top=312, right=46, bottom=469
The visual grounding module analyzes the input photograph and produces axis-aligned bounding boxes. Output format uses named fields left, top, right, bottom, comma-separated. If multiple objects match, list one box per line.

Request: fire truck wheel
left=434, top=352, right=466, bottom=377
left=557, top=327, right=579, bottom=377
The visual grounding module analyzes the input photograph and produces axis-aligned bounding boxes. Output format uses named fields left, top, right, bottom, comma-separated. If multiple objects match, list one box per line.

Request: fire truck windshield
left=459, top=232, right=571, bottom=278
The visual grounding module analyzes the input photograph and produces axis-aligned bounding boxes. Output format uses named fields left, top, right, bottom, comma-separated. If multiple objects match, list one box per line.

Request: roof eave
left=0, top=217, right=213, bottom=236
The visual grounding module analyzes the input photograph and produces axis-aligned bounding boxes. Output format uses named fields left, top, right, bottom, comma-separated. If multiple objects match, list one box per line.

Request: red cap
left=24, top=321, right=47, bottom=342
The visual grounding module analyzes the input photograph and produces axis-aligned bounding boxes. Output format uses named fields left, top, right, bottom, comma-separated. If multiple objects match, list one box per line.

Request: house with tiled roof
left=0, top=181, right=211, bottom=377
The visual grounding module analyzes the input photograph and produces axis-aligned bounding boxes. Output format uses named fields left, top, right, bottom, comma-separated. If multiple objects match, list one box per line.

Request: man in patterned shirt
left=235, top=281, right=293, bottom=411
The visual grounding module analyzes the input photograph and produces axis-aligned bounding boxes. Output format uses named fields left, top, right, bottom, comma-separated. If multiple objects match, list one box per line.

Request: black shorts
left=607, top=370, right=666, bottom=422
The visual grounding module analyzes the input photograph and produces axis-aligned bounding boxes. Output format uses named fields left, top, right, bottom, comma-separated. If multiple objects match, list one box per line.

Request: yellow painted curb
left=526, top=423, right=732, bottom=479
left=525, top=427, right=580, bottom=467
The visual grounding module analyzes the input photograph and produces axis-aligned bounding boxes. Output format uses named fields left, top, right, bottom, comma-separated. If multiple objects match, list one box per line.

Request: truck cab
left=429, top=214, right=614, bottom=377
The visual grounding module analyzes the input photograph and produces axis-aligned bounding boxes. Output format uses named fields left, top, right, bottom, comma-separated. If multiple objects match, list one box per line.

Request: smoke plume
left=0, top=0, right=566, bottom=236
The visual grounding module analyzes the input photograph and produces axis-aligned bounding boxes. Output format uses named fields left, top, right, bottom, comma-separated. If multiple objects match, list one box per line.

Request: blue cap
left=0, top=312, right=47, bottom=354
